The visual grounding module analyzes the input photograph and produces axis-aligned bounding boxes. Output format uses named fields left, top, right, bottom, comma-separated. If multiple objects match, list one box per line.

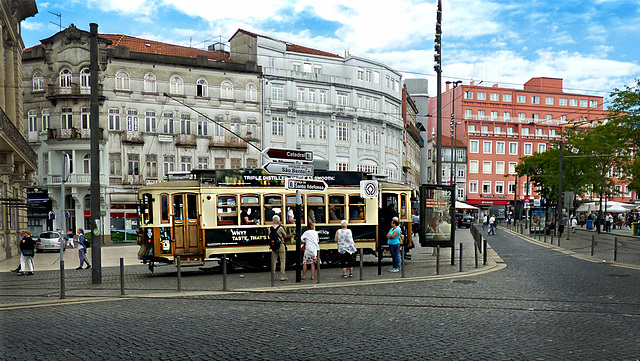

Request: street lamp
left=446, top=80, right=462, bottom=194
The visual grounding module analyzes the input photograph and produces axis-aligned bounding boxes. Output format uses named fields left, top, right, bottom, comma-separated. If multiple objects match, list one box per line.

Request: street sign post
left=263, top=162, right=314, bottom=177
left=285, top=178, right=328, bottom=192
left=263, top=147, right=313, bottom=162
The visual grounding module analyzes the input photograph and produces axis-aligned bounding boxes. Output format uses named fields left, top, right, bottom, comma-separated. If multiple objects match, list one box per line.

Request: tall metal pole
left=435, top=0, right=443, bottom=185
left=557, top=141, right=563, bottom=234
left=90, top=23, right=102, bottom=284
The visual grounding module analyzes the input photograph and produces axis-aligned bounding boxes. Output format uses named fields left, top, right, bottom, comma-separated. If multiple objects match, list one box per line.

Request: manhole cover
left=605, top=274, right=630, bottom=278
left=452, top=279, right=478, bottom=285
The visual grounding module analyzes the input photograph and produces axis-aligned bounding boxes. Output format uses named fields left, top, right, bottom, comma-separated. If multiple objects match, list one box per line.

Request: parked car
left=456, top=214, right=474, bottom=228
left=36, top=231, right=62, bottom=252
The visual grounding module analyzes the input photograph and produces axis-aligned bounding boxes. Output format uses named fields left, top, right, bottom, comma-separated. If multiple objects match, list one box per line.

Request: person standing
left=11, top=230, right=27, bottom=273
left=336, top=220, right=357, bottom=278
left=65, top=229, right=75, bottom=249
left=76, top=228, right=91, bottom=270
left=482, top=214, right=488, bottom=230
left=18, top=230, right=35, bottom=276
left=270, top=215, right=288, bottom=281
left=301, top=223, right=320, bottom=280
left=571, top=216, right=578, bottom=233
left=386, top=219, right=402, bottom=272
left=488, top=215, right=496, bottom=235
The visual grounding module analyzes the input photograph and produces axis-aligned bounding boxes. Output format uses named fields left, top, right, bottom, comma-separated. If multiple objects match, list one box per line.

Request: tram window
left=348, top=195, right=365, bottom=222
left=160, top=194, right=169, bottom=223
left=285, top=195, right=305, bottom=225
left=264, top=195, right=282, bottom=224
left=187, top=194, right=197, bottom=220
left=307, top=195, right=326, bottom=224
left=217, top=195, right=238, bottom=226
left=142, top=193, right=153, bottom=224
left=173, top=195, right=183, bottom=221
left=241, top=194, right=261, bottom=225
left=328, top=195, right=345, bottom=222
left=400, top=194, right=408, bottom=219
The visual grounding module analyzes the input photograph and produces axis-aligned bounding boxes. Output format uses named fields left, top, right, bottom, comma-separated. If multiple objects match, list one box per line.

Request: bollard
left=359, top=248, right=363, bottom=281
left=474, top=242, right=479, bottom=268
left=483, top=238, right=487, bottom=266
left=60, top=260, right=65, bottom=300
left=222, top=253, right=227, bottom=291
left=271, top=252, right=275, bottom=287
left=614, top=237, right=618, bottom=261
left=377, top=245, right=383, bottom=275
left=544, top=231, right=547, bottom=243
left=591, top=234, right=595, bottom=256
left=459, top=243, right=463, bottom=272
left=120, top=258, right=125, bottom=296
left=176, top=255, right=182, bottom=292
left=401, top=244, right=405, bottom=278
left=435, top=245, right=440, bottom=275
left=316, top=252, right=321, bottom=284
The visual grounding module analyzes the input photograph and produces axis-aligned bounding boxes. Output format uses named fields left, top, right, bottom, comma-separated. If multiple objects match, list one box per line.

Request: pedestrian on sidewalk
left=76, top=228, right=91, bottom=270
left=386, top=218, right=402, bottom=272
left=65, top=229, right=75, bottom=249
left=482, top=214, right=488, bottom=230
left=488, top=215, right=496, bottom=235
left=336, top=220, right=357, bottom=277
left=10, top=230, right=27, bottom=273
left=18, top=230, right=35, bottom=276
left=269, top=215, right=288, bottom=281
left=301, top=223, right=319, bottom=280
left=571, top=216, right=578, bottom=233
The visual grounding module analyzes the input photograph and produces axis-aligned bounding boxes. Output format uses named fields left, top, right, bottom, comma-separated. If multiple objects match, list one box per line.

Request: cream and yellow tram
left=137, top=169, right=413, bottom=271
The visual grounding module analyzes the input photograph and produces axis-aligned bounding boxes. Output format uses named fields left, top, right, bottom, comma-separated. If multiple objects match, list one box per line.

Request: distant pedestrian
left=571, top=217, right=578, bottom=233
left=270, top=215, right=288, bottom=281
left=11, top=230, right=27, bottom=273
left=18, top=230, right=35, bottom=276
left=482, top=214, right=488, bottom=230
left=301, top=223, right=320, bottom=280
left=336, top=220, right=357, bottom=278
left=65, top=229, right=75, bottom=249
left=386, top=219, right=402, bottom=272
left=488, top=215, right=496, bottom=235
left=76, top=228, right=91, bottom=270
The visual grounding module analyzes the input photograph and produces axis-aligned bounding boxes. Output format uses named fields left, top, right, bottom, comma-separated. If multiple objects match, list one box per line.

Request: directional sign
left=263, top=147, right=313, bottom=162
left=285, top=178, right=328, bottom=192
left=263, top=162, right=314, bottom=176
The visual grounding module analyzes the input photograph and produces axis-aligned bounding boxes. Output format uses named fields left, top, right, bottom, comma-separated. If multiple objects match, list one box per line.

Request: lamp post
left=446, top=80, right=462, bottom=193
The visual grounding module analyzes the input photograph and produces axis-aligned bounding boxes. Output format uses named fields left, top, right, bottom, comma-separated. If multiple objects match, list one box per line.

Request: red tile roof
left=100, top=34, right=233, bottom=62
left=235, top=29, right=342, bottom=59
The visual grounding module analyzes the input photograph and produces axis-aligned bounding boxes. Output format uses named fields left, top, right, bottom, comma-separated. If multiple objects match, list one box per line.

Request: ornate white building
left=230, top=29, right=405, bottom=180
left=22, top=25, right=261, bottom=240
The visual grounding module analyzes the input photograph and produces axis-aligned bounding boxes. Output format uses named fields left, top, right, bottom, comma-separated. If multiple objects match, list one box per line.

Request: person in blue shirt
left=386, top=218, right=402, bottom=272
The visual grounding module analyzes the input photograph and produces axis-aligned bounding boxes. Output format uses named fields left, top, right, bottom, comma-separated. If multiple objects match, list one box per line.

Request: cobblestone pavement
left=1, top=226, right=639, bottom=360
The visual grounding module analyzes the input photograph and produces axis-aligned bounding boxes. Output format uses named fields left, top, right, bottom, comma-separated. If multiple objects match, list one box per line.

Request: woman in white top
left=335, top=220, right=357, bottom=278
left=301, top=223, right=320, bottom=280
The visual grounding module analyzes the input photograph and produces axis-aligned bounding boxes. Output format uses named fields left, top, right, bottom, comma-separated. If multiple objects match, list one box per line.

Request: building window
left=170, top=75, right=184, bottom=94
left=146, top=155, right=158, bottom=178
left=272, top=116, right=284, bottom=136
left=481, top=125, right=489, bottom=134
left=517, top=95, right=526, bottom=103
left=33, top=71, right=44, bottom=91
left=482, top=181, right=491, bottom=194
left=490, top=111, right=498, bottom=119
left=247, top=118, right=257, bottom=139
left=272, top=84, right=284, bottom=101
left=522, top=127, right=530, bottom=136
left=127, top=109, right=139, bottom=131
left=163, top=112, right=174, bottom=134
left=145, top=111, right=157, bottom=133
left=496, top=141, right=505, bottom=154
left=337, top=92, right=349, bottom=107
left=503, top=94, right=512, bottom=102
left=214, top=158, right=225, bottom=169
left=365, top=127, right=371, bottom=144
left=468, top=124, right=476, bottom=133
left=181, top=156, right=192, bottom=172
left=59, top=68, right=72, bottom=88
left=357, top=125, right=363, bottom=143
left=357, top=68, right=364, bottom=80
left=504, top=112, right=511, bottom=120
left=319, top=121, right=327, bottom=140
left=246, top=83, right=257, bottom=101
left=508, top=182, right=516, bottom=194
left=495, top=181, right=504, bottom=194
left=589, top=100, right=598, bottom=108
left=469, top=160, right=479, bottom=173
left=477, top=92, right=486, bottom=100
left=469, top=140, right=479, bottom=153
left=308, top=119, right=316, bottom=138
left=28, top=110, right=37, bottom=132
left=81, top=107, right=90, bottom=129
left=337, top=162, right=349, bottom=171
left=319, top=90, right=327, bottom=104
left=230, top=158, right=241, bottom=170
left=366, top=69, right=372, bottom=82
left=531, top=96, right=540, bottom=104
left=110, top=154, right=121, bottom=176
left=490, top=93, right=499, bottom=101
left=538, top=143, right=547, bottom=153
left=373, top=129, right=379, bottom=145
left=518, top=113, right=526, bottom=121
left=569, top=99, right=578, bottom=106
left=42, top=109, right=50, bottom=130
left=464, top=91, right=473, bottom=99
left=494, top=126, right=502, bottom=134
left=163, top=156, right=175, bottom=175
left=509, top=162, right=517, bottom=175
left=61, top=107, right=73, bottom=129
left=297, top=119, right=306, bottom=138
left=197, top=157, right=208, bottom=169
left=559, top=98, right=568, bottom=106
left=478, top=110, right=485, bottom=120
left=197, top=117, right=208, bottom=136
left=115, top=70, right=130, bottom=90
left=469, top=181, right=478, bottom=193
left=545, top=97, right=554, bottom=105
left=524, top=143, right=533, bottom=155
left=180, top=114, right=191, bottom=135
left=221, top=80, right=233, bottom=99
left=465, top=109, right=472, bottom=119
left=196, top=78, right=208, bottom=97
left=496, top=161, right=505, bottom=174
left=144, top=72, right=156, bottom=92
left=483, top=141, right=492, bottom=154
left=482, top=161, right=491, bottom=174
left=337, top=122, right=349, bottom=141
left=128, top=154, right=140, bottom=175
left=550, top=129, right=557, bottom=137
left=509, top=142, right=518, bottom=155
left=80, top=68, right=90, bottom=89
left=297, top=87, right=306, bottom=102
left=580, top=99, right=588, bottom=107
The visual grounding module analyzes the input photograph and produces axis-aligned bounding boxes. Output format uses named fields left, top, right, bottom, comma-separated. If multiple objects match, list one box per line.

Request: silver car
left=36, top=231, right=62, bottom=252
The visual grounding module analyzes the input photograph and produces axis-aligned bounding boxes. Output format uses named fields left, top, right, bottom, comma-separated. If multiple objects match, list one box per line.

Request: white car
left=36, top=231, right=63, bottom=252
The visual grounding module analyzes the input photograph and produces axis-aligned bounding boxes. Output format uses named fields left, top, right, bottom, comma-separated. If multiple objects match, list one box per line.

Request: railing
left=48, top=173, right=107, bottom=186
left=122, top=131, right=144, bottom=144
left=176, top=134, right=197, bottom=147
left=47, top=83, right=101, bottom=97
left=209, top=136, right=248, bottom=149
left=47, top=128, right=94, bottom=140
left=0, top=108, right=37, bottom=164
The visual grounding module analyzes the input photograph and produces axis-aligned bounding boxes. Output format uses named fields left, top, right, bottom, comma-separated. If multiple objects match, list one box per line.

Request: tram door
left=172, top=193, right=201, bottom=255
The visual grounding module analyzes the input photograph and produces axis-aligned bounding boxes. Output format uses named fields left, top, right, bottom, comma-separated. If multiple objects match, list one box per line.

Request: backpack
left=79, top=234, right=90, bottom=248
left=269, top=225, right=283, bottom=251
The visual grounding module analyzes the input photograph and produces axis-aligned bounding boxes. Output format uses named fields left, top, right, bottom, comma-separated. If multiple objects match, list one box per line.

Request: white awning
left=456, top=201, right=478, bottom=210
left=110, top=193, right=139, bottom=204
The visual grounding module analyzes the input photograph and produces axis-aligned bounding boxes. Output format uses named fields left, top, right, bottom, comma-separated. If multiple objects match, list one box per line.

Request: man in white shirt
left=488, top=215, right=496, bottom=235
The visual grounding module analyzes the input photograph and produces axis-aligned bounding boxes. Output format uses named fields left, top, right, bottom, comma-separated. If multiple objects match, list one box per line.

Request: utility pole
left=434, top=0, right=442, bottom=185
left=557, top=141, right=563, bottom=234
left=90, top=23, right=102, bottom=284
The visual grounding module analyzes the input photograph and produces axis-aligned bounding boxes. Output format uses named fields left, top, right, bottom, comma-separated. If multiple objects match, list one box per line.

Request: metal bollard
left=377, top=245, right=383, bottom=275
left=544, top=231, right=547, bottom=243
left=614, top=237, right=618, bottom=261
left=359, top=248, right=363, bottom=281
left=271, top=252, right=275, bottom=287
left=483, top=238, right=487, bottom=266
left=120, top=258, right=125, bottom=296
left=435, top=245, right=440, bottom=275
left=176, top=255, right=182, bottom=292
left=401, top=245, right=405, bottom=278
left=316, top=252, right=321, bottom=284
left=222, top=253, right=227, bottom=291
left=591, top=234, right=595, bottom=256
left=459, top=243, right=463, bottom=272
left=474, top=242, right=479, bottom=268
left=60, top=260, right=65, bottom=300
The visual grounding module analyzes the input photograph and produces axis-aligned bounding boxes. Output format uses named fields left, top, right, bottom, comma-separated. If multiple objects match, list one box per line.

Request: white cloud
left=22, top=20, right=44, bottom=31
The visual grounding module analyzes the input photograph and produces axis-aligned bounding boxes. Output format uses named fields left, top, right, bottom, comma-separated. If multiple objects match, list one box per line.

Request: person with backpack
left=76, top=228, right=91, bottom=270
left=269, top=215, right=288, bottom=281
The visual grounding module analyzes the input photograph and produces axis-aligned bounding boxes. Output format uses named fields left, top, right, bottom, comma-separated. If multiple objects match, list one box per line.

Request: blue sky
left=22, top=0, right=640, bottom=101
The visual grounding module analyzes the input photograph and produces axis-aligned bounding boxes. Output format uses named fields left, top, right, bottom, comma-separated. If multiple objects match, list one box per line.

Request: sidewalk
left=0, top=229, right=502, bottom=307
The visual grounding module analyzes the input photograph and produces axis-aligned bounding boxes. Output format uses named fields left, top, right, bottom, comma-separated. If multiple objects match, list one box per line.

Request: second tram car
left=137, top=169, right=414, bottom=271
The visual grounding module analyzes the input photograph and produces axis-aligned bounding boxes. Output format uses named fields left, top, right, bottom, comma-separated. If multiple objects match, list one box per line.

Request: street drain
left=452, top=279, right=477, bottom=285
left=605, top=274, right=630, bottom=278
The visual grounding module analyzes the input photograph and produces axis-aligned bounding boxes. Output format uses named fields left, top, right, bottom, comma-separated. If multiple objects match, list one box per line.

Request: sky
left=21, top=0, right=640, bottom=104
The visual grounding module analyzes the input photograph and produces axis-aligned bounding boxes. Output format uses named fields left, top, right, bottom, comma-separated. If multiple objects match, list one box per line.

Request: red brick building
left=428, top=77, right=634, bottom=212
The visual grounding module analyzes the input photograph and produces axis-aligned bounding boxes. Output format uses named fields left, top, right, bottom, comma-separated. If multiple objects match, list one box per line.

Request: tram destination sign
left=263, top=162, right=314, bottom=177
left=263, top=147, right=313, bottom=162
left=285, top=178, right=328, bottom=192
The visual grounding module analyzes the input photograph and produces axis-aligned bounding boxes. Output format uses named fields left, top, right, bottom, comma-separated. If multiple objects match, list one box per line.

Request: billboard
left=420, top=184, right=455, bottom=247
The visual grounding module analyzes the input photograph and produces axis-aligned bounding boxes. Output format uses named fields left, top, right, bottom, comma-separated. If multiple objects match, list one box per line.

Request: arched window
left=308, top=119, right=316, bottom=138
left=246, top=82, right=257, bottom=101
left=83, top=154, right=91, bottom=174
left=115, top=70, right=130, bottom=90
left=32, top=71, right=44, bottom=91
left=297, top=119, right=305, bottom=138
left=144, top=72, right=156, bottom=93
left=221, top=80, right=233, bottom=99
left=169, top=75, right=183, bottom=94
left=80, top=68, right=90, bottom=89
left=59, top=68, right=72, bottom=88
left=196, top=78, right=208, bottom=97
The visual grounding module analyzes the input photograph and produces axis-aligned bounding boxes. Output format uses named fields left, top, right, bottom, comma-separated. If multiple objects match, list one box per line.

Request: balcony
left=209, top=136, right=248, bottom=149
left=123, top=175, right=144, bottom=186
left=47, top=173, right=108, bottom=187
left=122, top=131, right=144, bottom=144
left=0, top=108, right=37, bottom=165
left=46, top=83, right=105, bottom=105
left=47, top=127, right=93, bottom=141
left=176, top=134, right=197, bottom=147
